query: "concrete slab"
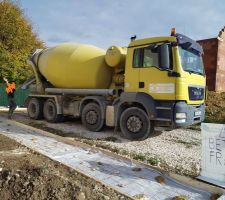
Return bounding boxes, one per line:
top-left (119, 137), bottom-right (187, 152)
top-left (219, 194), bottom-right (225, 200)
top-left (0, 116), bottom-right (213, 199)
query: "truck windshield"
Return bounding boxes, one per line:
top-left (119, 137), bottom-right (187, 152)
top-left (178, 46), bottom-right (204, 75)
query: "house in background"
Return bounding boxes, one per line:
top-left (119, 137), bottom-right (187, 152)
top-left (197, 26), bottom-right (225, 92)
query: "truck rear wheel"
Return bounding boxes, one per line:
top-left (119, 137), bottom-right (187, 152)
top-left (27, 98), bottom-right (43, 120)
top-left (120, 107), bottom-right (153, 140)
top-left (81, 103), bottom-right (104, 132)
top-left (43, 99), bottom-right (63, 123)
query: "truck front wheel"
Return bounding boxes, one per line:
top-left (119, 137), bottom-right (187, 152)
top-left (120, 107), bottom-right (153, 140)
top-left (27, 98), bottom-right (43, 120)
top-left (81, 103), bottom-right (104, 132)
top-left (43, 99), bottom-right (63, 123)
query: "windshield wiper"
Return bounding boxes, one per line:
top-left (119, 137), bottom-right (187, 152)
top-left (185, 70), bottom-right (203, 75)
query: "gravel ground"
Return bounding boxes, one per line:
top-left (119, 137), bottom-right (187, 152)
top-left (103, 129), bottom-right (201, 176)
top-left (0, 110), bottom-right (202, 177)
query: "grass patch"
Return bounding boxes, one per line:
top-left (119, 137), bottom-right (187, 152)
top-left (82, 139), bottom-right (95, 146)
top-left (147, 157), bottom-right (161, 166)
top-left (167, 136), bottom-right (200, 148)
top-left (175, 139), bottom-right (200, 148)
top-left (128, 152), bottom-right (161, 166)
top-left (204, 117), bottom-right (225, 124)
top-left (131, 153), bottom-right (146, 161)
top-left (186, 124), bottom-right (201, 131)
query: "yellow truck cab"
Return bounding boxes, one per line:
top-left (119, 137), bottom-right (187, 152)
top-left (122, 30), bottom-right (205, 134)
top-left (26, 29), bottom-right (206, 140)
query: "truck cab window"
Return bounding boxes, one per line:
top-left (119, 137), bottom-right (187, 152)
top-left (133, 44), bottom-right (172, 69)
top-left (143, 47), bottom-right (159, 68)
top-left (133, 48), bottom-right (141, 68)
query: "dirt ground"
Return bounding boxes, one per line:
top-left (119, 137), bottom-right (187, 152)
top-left (0, 134), bottom-right (131, 200)
top-left (205, 91), bottom-right (225, 123)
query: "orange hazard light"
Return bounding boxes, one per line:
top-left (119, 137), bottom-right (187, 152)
top-left (171, 28), bottom-right (176, 36)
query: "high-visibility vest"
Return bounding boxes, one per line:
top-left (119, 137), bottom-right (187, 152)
top-left (6, 82), bottom-right (16, 94)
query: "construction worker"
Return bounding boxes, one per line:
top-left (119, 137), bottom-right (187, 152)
top-left (3, 77), bottom-right (17, 119)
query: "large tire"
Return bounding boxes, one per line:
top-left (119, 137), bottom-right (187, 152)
top-left (81, 103), bottom-right (104, 132)
top-left (120, 107), bottom-right (153, 140)
top-left (27, 98), bottom-right (43, 120)
top-left (43, 99), bottom-right (63, 123)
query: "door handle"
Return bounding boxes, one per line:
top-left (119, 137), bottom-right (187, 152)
top-left (168, 71), bottom-right (181, 77)
top-left (139, 82), bottom-right (145, 88)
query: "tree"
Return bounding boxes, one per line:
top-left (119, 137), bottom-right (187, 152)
top-left (0, 0), bottom-right (44, 84)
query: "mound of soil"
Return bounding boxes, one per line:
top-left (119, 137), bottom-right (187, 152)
top-left (205, 91), bottom-right (225, 123)
top-left (0, 167), bottom-right (79, 200)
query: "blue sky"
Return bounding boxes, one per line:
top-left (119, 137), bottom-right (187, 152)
top-left (20, 0), bottom-right (225, 49)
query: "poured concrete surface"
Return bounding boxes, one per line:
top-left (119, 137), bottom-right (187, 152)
top-left (0, 116), bottom-right (213, 200)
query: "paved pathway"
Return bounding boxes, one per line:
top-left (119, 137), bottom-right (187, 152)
top-left (0, 116), bottom-right (213, 200)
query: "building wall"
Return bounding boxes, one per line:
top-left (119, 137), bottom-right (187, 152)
top-left (197, 38), bottom-right (218, 91)
top-left (216, 28), bottom-right (225, 92)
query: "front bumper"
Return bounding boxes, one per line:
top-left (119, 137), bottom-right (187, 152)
top-left (174, 101), bottom-right (205, 127)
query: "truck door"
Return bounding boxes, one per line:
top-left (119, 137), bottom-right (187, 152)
top-left (138, 44), bottom-right (176, 101)
top-left (124, 48), bottom-right (140, 92)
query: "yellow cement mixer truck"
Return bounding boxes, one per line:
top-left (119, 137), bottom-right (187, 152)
top-left (26, 29), bottom-right (206, 140)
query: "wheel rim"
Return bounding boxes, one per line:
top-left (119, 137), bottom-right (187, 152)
top-left (126, 116), bottom-right (143, 133)
top-left (86, 110), bottom-right (98, 125)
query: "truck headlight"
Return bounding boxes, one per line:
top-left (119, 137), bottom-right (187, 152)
top-left (176, 113), bottom-right (186, 119)
top-left (176, 119), bottom-right (186, 123)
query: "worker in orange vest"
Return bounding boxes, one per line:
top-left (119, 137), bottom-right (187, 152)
top-left (3, 77), bottom-right (17, 119)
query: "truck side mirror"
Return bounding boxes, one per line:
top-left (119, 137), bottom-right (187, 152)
top-left (159, 44), bottom-right (170, 70)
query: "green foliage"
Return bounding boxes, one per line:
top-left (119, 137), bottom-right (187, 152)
top-left (0, 0), bottom-right (44, 84)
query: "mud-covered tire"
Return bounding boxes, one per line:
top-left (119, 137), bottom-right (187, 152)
top-left (81, 103), bottom-right (104, 132)
top-left (120, 107), bottom-right (153, 140)
top-left (43, 99), bottom-right (63, 123)
top-left (27, 98), bottom-right (43, 120)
